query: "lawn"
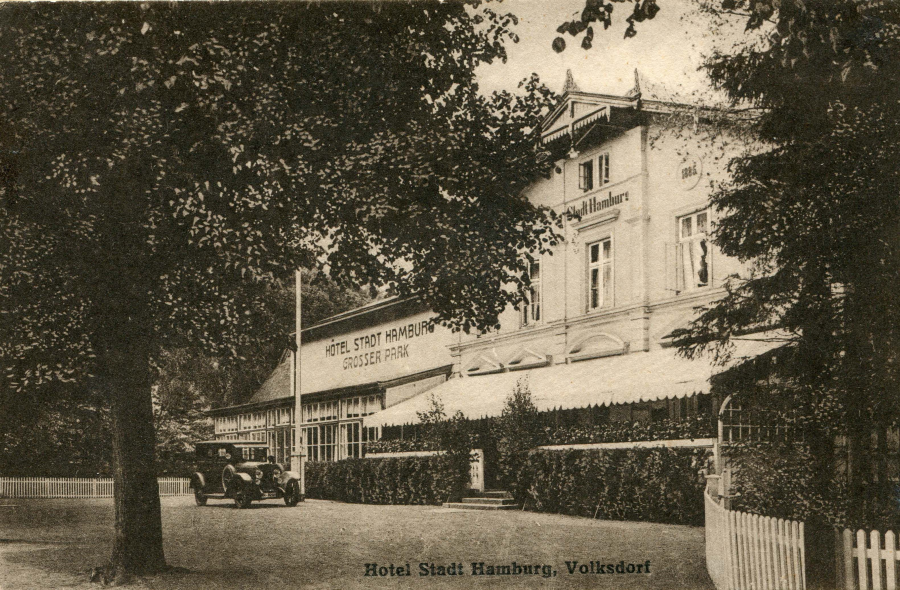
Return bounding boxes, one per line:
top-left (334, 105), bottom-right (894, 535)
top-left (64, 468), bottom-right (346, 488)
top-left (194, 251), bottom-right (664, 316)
top-left (0, 497), bottom-right (714, 590)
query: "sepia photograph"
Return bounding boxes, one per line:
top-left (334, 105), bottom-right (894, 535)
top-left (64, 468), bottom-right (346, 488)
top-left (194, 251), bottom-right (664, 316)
top-left (1, 1), bottom-right (898, 588)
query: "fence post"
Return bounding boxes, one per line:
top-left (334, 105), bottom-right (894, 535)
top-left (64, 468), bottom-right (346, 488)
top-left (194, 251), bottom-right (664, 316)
top-left (834, 527), bottom-right (846, 590)
top-left (721, 469), bottom-right (732, 511)
top-left (707, 474), bottom-right (721, 497)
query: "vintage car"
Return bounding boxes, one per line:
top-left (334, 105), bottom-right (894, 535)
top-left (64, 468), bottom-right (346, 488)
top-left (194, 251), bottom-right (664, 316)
top-left (190, 440), bottom-right (303, 508)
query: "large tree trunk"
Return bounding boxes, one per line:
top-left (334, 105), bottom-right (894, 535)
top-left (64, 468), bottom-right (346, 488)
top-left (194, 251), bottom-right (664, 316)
top-left (841, 243), bottom-right (899, 526)
top-left (100, 343), bottom-right (167, 579)
top-left (86, 171), bottom-right (169, 581)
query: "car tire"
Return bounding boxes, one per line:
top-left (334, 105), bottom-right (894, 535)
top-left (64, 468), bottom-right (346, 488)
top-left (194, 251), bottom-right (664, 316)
top-left (194, 489), bottom-right (207, 506)
top-left (234, 490), bottom-right (252, 509)
top-left (221, 464), bottom-right (236, 491)
top-left (284, 480), bottom-right (301, 507)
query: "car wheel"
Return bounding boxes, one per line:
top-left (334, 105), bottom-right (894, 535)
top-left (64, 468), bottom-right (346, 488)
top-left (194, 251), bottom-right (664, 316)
top-left (194, 489), bottom-right (207, 506)
top-left (221, 464), bottom-right (236, 491)
top-left (284, 480), bottom-right (301, 507)
top-left (234, 490), bottom-right (252, 509)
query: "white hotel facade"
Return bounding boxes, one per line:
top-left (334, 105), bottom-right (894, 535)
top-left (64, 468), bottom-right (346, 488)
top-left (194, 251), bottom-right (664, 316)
top-left (210, 72), bottom-right (775, 467)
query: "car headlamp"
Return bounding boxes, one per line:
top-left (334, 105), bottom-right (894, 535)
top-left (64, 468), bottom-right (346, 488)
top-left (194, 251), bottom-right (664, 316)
top-left (254, 468), bottom-right (264, 481)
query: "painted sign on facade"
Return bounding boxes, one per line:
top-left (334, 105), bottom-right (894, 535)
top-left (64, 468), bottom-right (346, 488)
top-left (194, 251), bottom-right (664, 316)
top-left (677, 156), bottom-right (703, 190)
top-left (300, 311), bottom-right (455, 394)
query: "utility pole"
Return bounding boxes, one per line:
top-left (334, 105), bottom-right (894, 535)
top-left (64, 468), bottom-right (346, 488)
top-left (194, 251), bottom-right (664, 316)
top-left (291, 269), bottom-right (305, 496)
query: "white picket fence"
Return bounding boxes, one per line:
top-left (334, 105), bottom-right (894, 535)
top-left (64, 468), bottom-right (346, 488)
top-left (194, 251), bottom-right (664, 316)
top-left (0, 477), bottom-right (192, 499)
top-left (705, 486), bottom-right (806, 590)
top-left (840, 528), bottom-right (900, 590)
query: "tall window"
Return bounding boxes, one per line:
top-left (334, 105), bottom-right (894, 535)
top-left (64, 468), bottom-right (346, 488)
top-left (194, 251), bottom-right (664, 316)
top-left (303, 426), bottom-right (319, 462)
top-left (578, 160), bottom-right (593, 191)
top-left (300, 395), bottom-right (383, 461)
top-left (677, 210), bottom-right (710, 291)
top-left (598, 153), bottom-right (610, 185)
top-left (305, 424), bottom-right (338, 462)
top-left (522, 261), bottom-right (542, 326)
top-left (588, 238), bottom-right (613, 310)
top-left (341, 422), bottom-right (362, 459)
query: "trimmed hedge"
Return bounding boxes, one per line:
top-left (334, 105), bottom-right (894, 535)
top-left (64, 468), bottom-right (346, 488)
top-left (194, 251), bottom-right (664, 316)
top-left (366, 438), bottom-right (437, 454)
top-left (543, 416), bottom-right (714, 445)
top-left (306, 447), bottom-right (711, 527)
top-left (371, 416), bottom-right (716, 454)
top-left (305, 456), bottom-right (461, 505)
top-left (520, 448), bottom-right (711, 526)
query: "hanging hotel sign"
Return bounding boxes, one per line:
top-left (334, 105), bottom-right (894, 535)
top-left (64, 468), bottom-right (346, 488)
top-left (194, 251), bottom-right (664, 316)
top-left (567, 189), bottom-right (629, 219)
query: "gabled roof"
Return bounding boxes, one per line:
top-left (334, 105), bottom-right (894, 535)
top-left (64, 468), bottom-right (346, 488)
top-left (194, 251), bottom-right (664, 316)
top-left (247, 354), bottom-right (291, 405)
top-left (541, 70), bottom-right (639, 147)
top-left (540, 69), bottom-right (732, 147)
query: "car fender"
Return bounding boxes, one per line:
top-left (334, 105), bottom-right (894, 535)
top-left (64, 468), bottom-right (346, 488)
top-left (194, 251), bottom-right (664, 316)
top-left (279, 470), bottom-right (300, 486)
top-left (230, 472), bottom-right (253, 489)
top-left (190, 472), bottom-right (206, 491)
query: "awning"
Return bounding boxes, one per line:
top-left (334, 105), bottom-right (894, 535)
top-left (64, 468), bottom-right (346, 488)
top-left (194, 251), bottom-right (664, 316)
top-left (363, 336), bottom-right (784, 428)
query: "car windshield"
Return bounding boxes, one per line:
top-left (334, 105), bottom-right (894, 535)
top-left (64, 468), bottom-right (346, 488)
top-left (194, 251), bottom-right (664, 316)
top-left (240, 447), bottom-right (269, 462)
top-left (196, 446), bottom-right (217, 458)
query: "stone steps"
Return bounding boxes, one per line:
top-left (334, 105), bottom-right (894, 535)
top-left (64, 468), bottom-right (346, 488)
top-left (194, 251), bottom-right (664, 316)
top-left (443, 501), bottom-right (519, 510)
top-left (443, 490), bottom-right (519, 510)
top-left (460, 497), bottom-right (517, 506)
top-left (468, 490), bottom-right (511, 499)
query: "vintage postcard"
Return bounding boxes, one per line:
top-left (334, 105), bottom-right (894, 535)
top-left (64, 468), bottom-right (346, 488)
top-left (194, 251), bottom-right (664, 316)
top-left (0, 1), bottom-right (896, 589)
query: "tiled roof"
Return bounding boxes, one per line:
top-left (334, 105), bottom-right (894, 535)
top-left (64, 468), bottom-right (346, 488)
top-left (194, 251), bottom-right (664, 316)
top-left (247, 354), bottom-right (292, 405)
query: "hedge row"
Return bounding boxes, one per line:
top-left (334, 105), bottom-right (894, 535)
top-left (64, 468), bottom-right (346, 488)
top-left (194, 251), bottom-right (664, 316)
top-left (543, 416), bottom-right (715, 445)
top-left (520, 448), bottom-right (711, 526)
top-left (369, 416), bottom-right (716, 454)
top-left (366, 438), bottom-right (436, 454)
top-left (306, 447), bottom-right (710, 527)
top-left (305, 456), bottom-right (461, 505)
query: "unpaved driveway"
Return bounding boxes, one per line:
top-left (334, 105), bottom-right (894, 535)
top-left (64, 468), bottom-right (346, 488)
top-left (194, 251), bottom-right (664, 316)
top-left (0, 497), bottom-right (713, 589)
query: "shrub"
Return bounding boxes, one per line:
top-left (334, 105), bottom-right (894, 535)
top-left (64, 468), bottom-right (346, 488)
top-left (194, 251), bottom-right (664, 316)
top-left (305, 455), bottom-right (461, 505)
top-left (521, 447), bottom-right (711, 526)
top-left (495, 378), bottom-right (542, 502)
top-left (415, 393), bottom-right (473, 498)
top-left (725, 441), bottom-right (859, 527)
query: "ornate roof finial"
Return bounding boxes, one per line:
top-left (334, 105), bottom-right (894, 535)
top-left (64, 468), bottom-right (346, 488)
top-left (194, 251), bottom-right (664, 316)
top-left (631, 68), bottom-right (641, 97)
top-left (562, 69), bottom-right (580, 94)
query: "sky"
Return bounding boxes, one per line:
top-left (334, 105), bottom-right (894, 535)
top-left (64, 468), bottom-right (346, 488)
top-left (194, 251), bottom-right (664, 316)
top-left (474, 0), bottom-right (744, 99)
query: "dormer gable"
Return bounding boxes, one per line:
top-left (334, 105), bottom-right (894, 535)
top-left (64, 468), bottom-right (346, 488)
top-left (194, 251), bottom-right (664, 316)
top-left (463, 350), bottom-right (504, 376)
top-left (504, 346), bottom-right (550, 371)
top-left (540, 70), bottom-right (642, 150)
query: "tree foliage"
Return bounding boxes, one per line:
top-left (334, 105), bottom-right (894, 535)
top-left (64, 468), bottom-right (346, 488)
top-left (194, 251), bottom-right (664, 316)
top-left (553, 0), bottom-right (661, 50)
top-left (0, 393), bottom-right (112, 477)
top-left (0, 1), bottom-right (559, 577)
top-left (671, 1), bottom-right (900, 525)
